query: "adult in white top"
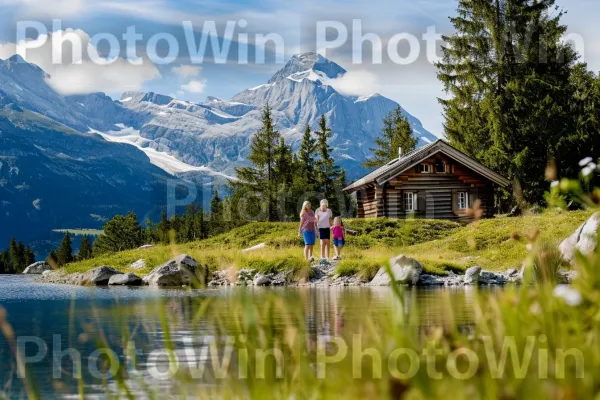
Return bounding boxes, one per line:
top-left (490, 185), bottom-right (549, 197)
top-left (315, 199), bottom-right (334, 261)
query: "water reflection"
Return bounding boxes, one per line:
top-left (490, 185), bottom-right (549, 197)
top-left (0, 275), bottom-right (492, 398)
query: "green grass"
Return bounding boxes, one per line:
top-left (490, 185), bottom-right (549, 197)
top-left (63, 211), bottom-right (592, 279)
top-left (402, 209), bottom-right (593, 272)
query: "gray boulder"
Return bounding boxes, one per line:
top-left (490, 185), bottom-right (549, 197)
top-left (370, 255), bottom-right (423, 286)
top-left (79, 266), bottom-right (122, 286)
top-left (142, 255), bottom-right (207, 287)
top-left (464, 266), bottom-right (481, 285)
top-left (23, 261), bottom-right (51, 275)
top-left (109, 273), bottom-right (142, 286)
top-left (559, 211), bottom-right (600, 264)
top-left (417, 274), bottom-right (444, 286)
top-left (253, 273), bottom-right (272, 286)
top-left (479, 270), bottom-right (506, 285)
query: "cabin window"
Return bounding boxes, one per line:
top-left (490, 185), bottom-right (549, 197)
top-left (458, 192), bottom-right (469, 209)
top-left (404, 192), bottom-right (416, 211)
top-left (435, 159), bottom-right (446, 173)
top-left (420, 164), bottom-right (431, 173)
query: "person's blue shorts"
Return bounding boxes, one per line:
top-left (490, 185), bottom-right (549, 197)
top-left (333, 238), bottom-right (345, 247)
top-left (302, 230), bottom-right (316, 246)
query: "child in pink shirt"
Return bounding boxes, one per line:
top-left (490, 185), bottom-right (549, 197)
top-left (332, 217), bottom-right (345, 260)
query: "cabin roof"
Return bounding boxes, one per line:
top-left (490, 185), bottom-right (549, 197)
top-left (343, 139), bottom-right (511, 192)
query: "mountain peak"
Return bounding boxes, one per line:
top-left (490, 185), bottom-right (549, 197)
top-left (268, 52), bottom-right (346, 84)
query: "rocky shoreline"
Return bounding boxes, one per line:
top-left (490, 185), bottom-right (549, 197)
top-left (33, 253), bottom-right (576, 288)
top-left (30, 211), bottom-right (598, 289)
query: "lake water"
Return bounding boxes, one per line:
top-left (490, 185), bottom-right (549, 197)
top-left (0, 274), bottom-right (495, 398)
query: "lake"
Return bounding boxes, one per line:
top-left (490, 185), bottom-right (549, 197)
top-left (0, 274), bottom-right (495, 399)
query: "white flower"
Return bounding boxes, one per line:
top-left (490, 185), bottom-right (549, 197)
top-left (579, 157), bottom-right (593, 167)
top-left (526, 243), bottom-right (533, 251)
top-left (550, 181), bottom-right (559, 188)
top-left (582, 164), bottom-right (596, 177)
top-left (553, 285), bottom-right (582, 306)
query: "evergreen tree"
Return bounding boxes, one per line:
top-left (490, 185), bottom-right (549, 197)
top-left (0, 250), bottom-right (9, 274)
top-left (298, 124), bottom-right (317, 183)
top-left (234, 104), bottom-right (281, 221)
top-left (8, 237), bottom-right (20, 274)
top-left (314, 114), bottom-right (342, 213)
top-left (363, 107), bottom-right (417, 169)
top-left (437, 0), bottom-right (579, 204)
top-left (210, 190), bottom-right (225, 234)
top-left (274, 136), bottom-right (296, 219)
top-left (157, 211), bottom-right (171, 244)
top-left (181, 204), bottom-right (196, 242)
top-left (193, 207), bottom-right (207, 240)
top-left (79, 235), bottom-right (92, 260)
top-left (24, 246), bottom-right (35, 267)
top-left (56, 233), bottom-right (73, 266)
top-left (92, 212), bottom-right (144, 255)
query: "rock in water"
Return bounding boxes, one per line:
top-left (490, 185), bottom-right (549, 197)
top-left (142, 255), bottom-right (207, 287)
top-left (253, 273), bottom-right (271, 286)
top-left (417, 274), bottom-right (444, 286)
top-left (464, 266), bottom-right (481, 285)
top-left (80, 266), bottom-right (121, 286)
top-left (23, 261), bottom-right (51, 275)
top-left (559, 211), bottom-right (600, 264)
top-left (370, 255), bottom-right (423, 286)
top-left (109, 273), bottom-right (143, 286)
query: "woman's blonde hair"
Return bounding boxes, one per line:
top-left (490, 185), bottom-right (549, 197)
top-left (300, 201), bottom-right (312, 217)
top-left (320, 199), bottom-right (329, 208)
top-left (334, 216), bottom-right (342, 226)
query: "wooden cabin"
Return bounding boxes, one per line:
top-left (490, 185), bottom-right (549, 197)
top-left (344, 139), bottom-right (510, 221)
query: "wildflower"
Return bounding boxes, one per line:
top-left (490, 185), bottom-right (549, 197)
top-left (579, 157), bottom-right (593, 167)
top-left (550, 181), bottom-right (559, 188)
top-left (553, 285), bottom-right (582, 306)
top-left (582, 163), bottom-right (596, 177)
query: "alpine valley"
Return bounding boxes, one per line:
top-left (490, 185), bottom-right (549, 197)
top-left (0, 52), bottom-right (436, 255)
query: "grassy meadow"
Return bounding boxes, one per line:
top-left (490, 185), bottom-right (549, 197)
top-left (62, 209), bottom-right (593, 281)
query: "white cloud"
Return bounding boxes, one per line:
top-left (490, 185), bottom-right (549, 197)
top-left (181, 79), bottom-right (207, 93)
top-left (3, 0), bottom-right (86, 18)
top-left (326, 70), bottom-right (382, 97)
top-left (0, 28), bottom-right (160, 95)
top-left (0, 43), bottom-right (16, 60)
top-left (172, 65), bottom-right (202, 78)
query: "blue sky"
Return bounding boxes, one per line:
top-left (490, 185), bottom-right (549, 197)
top-left (0, 0), bottom-right (598, 136)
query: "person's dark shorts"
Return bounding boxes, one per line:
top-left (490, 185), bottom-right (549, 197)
top-left (333, 238), bottom-right (345, 247)
top-left (319, 228), bottom-right (331, 240)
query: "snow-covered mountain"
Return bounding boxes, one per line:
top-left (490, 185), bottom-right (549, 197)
top-left (98, 52), bottom-right (437, 179)
top-left (1, 52), bottom-right (437, 181)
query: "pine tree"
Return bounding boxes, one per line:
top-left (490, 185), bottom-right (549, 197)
top-left (8, 237), bottom-right (20, 274)
top-left (79, 235), bottom-right (92, 260)
top-left (363, 107), bottom-right (417, 169)
top-left (0, 250), bottom-right (9, 274)
top-left (157, 211), bottom-right (171, 244)
top-left (437, 0), bottom-right (578, 204)
top-left (92, 212), bottom-right (144, 255)
top-left (298, 124), bottom-right (317, 183)
top-left (23, 246), bottom-right (35, 267)
top-left (181, 204), bottom-right (196, 242)
top-left (210, 190), bottom-right (224, 235)
top-left (234, 104), bottom-right (282, 221)
top-left (314, 114), bottom-right (342, 212)
top-left (56, 233), bottom-right (73, 266)
top-left (193, 207), bottom-right (207, 240)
